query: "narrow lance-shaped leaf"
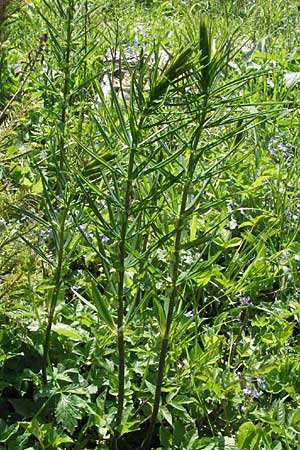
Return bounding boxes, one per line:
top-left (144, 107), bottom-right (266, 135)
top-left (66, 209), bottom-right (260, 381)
top-left (199, 17), bottom-right (212, 92)
top-left (145, 46), bottom-right (194, 112)
top-left (88, 282), bottom-right (115, 331)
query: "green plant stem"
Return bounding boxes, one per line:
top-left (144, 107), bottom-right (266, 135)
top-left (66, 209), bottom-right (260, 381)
top-left (112, 105), bottom-right (146, 446)
top-left (42, 209), bottom-right (67, 385)
top-left (141, 154), bottom-right (196, 450)
top-left (113, 124), bottom-right (144, 445)
top-left (142, 91), bottom-right (208, 448)
top-left (59, 0), bottom-right (73, 171)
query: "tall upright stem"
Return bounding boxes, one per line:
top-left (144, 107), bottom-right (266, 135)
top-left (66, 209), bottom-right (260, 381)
top-left (42, 208), bottom-right (67, 385)
top-left (142, 100), bottom-right (208, 449)
top-left (59, 0), bottom-right (73, 171)
top-left (113, 116), bottom-right (145, 448)
top-left (114, 150), bottom-right (135, 430)
top-left (141, 156), bottom-right (194, 450)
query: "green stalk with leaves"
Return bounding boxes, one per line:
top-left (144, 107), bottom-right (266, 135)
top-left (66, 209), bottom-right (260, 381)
top-left (76, 40), bottom-right (195, 448)
top-left (141, 15), bottom-right (284, 448)
top-left (141, 18), bottom-right (213, 450)
top-left (33, 0), bottom-right (96, 384)
top-left (105, 47), bottom-right (195, 449)
top-left (113, 129), bottom-right (137, 441)
top-left (42, 189), bottom-right (69, 385)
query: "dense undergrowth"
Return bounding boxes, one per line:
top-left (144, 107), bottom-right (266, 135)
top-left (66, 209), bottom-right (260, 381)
top-left (1, 0), bottom-right (300, 449)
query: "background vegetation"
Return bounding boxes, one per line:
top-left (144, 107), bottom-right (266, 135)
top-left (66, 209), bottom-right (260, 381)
top-left (1, 0), bottom-right (300, 449)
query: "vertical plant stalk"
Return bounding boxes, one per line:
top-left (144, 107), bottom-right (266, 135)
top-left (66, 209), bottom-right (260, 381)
top-left (112, 94), bottom-right (147, 445)
top-left (42, 208), bottom-right (67, 385)
top-left (59, 0), bottom-right (73, 171)
top-left (76, 0), bottom-right (89, 138)
top-left (142, 21), bottom-right (211, 449)
top-left (41, 0), bottom-right (75, 384)
top-left (141, 151), bottom-right (197, 450)
top-left (111, 45), bottom-right (194, 448)
top-left (114, 152), bottom-right (134, 430)
top-left (113, 135), bottom-right (143, 446)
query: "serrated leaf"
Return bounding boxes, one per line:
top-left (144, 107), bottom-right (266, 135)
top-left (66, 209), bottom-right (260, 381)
top-left (275, 400), bottom-right (286, 427)
top-left (198, 436), bottom-right (237, 449)
top-left (55, 394), bottom-right (83, 433)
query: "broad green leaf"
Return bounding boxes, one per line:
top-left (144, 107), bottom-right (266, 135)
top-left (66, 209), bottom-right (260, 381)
top-left (236, 422), bottom-right (260, 450)
top-left (153, 297), bottom-right (166, 330)
top-left (31, 178), bottom-right (43, 193)
top-left (52, 323), bottom-right (81, 340)
top-left (160, 425), bottom-right (172, 448)
top-left (117, 420), bottom-right (140, 437)
top-left (8, 399), bottom-right (36, 418)
top-left (292, 408), bottom-right (300, 426)
top-left (52, 433), bottom-right (73, 446)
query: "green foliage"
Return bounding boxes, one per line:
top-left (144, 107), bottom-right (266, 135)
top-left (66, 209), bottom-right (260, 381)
top-left (1, 0), bottom-right (300, 449)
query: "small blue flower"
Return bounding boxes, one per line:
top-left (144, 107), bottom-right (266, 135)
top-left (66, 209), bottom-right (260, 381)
top-left (20, 213), bottom-right (34, 222)
top-left (242, 386), bottom-right (261, 398)
top-left (72, 284), bottom-right (81, 291)
top-left (242, 387), bottom-right (252, 396)
top-left (239, 295), bottom-right (253, 306)
top-left (251, 388), bottom-right (260, 398)
top-left (257, 378), bottom-right (266, 390)
top-left (184, 311), bottom-right (200, 322)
